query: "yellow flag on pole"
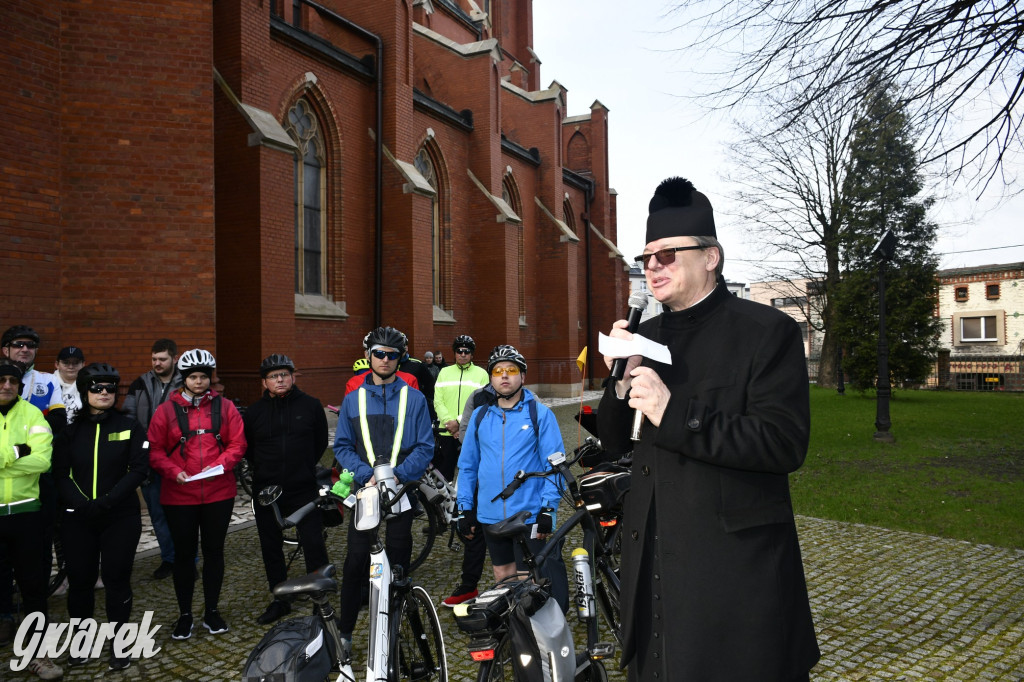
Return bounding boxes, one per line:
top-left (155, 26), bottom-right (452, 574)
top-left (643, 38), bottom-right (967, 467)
top-left (576, 347), bottom-right (587, 374)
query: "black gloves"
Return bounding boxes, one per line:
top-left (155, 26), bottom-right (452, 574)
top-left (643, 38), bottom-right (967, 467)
top-left (456, 508), bottom-right (477, 539)
top-left (536, 507), bottom-right (555, 535)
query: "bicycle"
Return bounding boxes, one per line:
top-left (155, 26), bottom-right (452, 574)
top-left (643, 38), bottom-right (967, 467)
top-left (250, 463), bottom-right (447, 682)
top-left (453, 450), bottom-right (621, 682)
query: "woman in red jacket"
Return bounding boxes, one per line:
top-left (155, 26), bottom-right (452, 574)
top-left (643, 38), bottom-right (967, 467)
top-left (147, 349), bottom-right (245, 641)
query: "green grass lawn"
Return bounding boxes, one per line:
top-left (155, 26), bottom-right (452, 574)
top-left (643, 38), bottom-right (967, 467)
top-left (793, 386), bottom-right (1024, 549)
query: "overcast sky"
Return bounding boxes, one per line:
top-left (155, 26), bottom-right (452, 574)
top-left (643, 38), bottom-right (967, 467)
top-left (531, 0), bottom-right (1024, 284)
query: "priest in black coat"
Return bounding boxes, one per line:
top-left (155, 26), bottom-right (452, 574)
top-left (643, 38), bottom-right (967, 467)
top-left (598, 177), bottom-right (820, 681)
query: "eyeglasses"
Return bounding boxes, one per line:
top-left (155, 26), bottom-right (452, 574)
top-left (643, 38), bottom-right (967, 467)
top-left (7, 341), bottom-right (38, 350)
top-left (88, 383), bottom-right (118, 394)
top-left (455, 348), bottom-right (471, 355)
top-left (371, 350), bottom-right (401, 361)
top-left (265, 371), bottom-right (292, 381)
top-left (491, 366), bottom-right (521, 377)
top-left (634, 245), bottom-right (704, 270)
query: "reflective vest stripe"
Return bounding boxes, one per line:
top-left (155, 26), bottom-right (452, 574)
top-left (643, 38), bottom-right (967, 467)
top-left (357, 385), bottom-right (408, 466)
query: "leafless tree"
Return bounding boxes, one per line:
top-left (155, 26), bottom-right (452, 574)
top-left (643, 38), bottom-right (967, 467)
top-left (729, 87), bottom-right (854, 386)
top-left (670, 0), bottom-right (1024, 192)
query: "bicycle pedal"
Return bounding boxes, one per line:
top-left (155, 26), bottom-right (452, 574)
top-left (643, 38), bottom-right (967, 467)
top-left (589, 642), bottom-right (616, 659)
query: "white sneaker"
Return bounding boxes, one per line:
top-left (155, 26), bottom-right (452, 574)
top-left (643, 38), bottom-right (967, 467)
top-left (27, 657), bottom-right (63, 679)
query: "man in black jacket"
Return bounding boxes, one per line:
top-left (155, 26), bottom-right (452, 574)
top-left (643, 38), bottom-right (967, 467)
top-left (598, 177), bottom-right (819, 681)
top-left (244, 354), bottom-right (330, 624)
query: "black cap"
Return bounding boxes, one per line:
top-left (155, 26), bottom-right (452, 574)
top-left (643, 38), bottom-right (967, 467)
top-left (0, 359), bottom-right (26, 382)
top-left (645, 177), bottom-right (716, 243)
top-left (57, 346), bottom-right (85, 361)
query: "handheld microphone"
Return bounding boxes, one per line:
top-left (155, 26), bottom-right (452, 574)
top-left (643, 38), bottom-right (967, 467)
top-left (609, 292), bottom-right (649, 382)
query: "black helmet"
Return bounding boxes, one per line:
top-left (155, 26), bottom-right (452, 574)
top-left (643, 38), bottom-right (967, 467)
top-left (0, 358), bottom-right (26, 384)
top-left (487, 345), bottom-right (527, 374)
top-left (260, 353), bottom-right (296, 378)
top-left (452, 335), bottom-right (476, 353)
top-left (362, 327), bottom-right (408, 353)
top-left (2, 325), bottom-right (40, 348)
top-left (76, 362), bottom-right (120, 396)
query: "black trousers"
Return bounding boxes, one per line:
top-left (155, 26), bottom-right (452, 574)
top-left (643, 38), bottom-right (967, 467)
top-left (0, 510), bottom-right (48, 620)
top-left (337, 508), bottom-right (413, 635)
top-left (60, 509), bottom-right (141, 625)
top-left (433, 435), bottom-right (459, 482)
top-left (163, 498), bottom-right (233, 615)
top-left (254, 489), bottom-right (329, 590)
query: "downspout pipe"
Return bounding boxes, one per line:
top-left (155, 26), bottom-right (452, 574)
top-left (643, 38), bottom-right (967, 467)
top-left (305, 1), bottom-right (383, 326)
top-left (583, 179), bottom-right (595, 391)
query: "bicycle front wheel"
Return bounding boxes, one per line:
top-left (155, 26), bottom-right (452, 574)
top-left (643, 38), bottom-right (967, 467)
top-left (475, 632), bottom-right (513, 682)
top-left (390, 584), bottom-right (447, 681)
top-left (406, 491), bottom-right (438, 574)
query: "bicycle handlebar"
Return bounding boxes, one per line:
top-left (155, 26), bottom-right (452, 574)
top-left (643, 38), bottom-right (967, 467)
top-left (489, 450), bottom-right (582, 504)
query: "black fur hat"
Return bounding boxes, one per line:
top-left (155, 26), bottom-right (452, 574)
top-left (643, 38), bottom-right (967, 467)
top-left (645, 176), bottom-right (716, 243)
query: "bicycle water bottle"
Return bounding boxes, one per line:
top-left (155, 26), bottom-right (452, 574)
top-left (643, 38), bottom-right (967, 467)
top-left (571, 548), bottom-right (595, 620)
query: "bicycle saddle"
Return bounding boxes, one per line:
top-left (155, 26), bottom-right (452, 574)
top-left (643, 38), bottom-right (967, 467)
top-left (272, 564), bottom-right (338, 597)
top-left (485, 509), bottom-right (533, 539)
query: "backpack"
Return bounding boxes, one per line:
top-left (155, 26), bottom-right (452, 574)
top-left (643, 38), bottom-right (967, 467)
top-left (241, 615), bottom-right (332, 682)
top-left (167, 395), bottom-right (223, 457)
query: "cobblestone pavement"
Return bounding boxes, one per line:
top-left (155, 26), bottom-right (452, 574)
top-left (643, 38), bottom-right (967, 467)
top-left (3, 395), bottom-right (1022, 680)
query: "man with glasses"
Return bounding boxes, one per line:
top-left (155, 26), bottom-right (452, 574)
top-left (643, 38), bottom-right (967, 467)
top-left (0, 358), bottom-right (63, 680)
top-left (244, 354), bottom-right (330, 624)
top-left (122, 338), bottom-right (183, 579)
top-left (598, 177), bottom-right (819, 681)
top-left (453, 344), bottom-right (569, 611)
top-left (53, 346), bottom-right (86, 423)
top-left (1, 326), bottom-right (66, 432)
top-left (332, 326), bottom-right (433, 664)
top-left (432, 335), bottom-right (488, 481)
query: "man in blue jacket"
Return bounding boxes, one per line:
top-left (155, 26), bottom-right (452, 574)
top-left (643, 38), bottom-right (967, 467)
top-left (332, 326), bottom-right (434, 660)
top-left (456, 345), bottom-right (568, 611)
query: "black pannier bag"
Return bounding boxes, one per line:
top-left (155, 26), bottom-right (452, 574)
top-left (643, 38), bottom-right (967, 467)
top-left (242, 615), bottom-right (332, 682)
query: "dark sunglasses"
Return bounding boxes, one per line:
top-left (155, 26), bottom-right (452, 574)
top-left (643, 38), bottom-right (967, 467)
top-left (8, 341), bottom-right (38, 349)
top-left (88, 383), bottom-right (118, 394)
top-left (455, 348), bottom-right (471, 355)
top-left (371, 349), bottom-right (401, 361)
top-left (635, 245), bottom-right (704, 270)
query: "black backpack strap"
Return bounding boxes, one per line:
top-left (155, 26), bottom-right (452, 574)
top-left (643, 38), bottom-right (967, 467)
top-left (166, 396), bottom-right (223, 457)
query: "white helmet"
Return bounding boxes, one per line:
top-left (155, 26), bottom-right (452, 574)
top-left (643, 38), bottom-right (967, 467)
top-left (177, 348), bottom-right (216, 377)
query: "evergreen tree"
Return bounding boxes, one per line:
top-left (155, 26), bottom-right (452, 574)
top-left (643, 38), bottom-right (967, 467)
top-left (831, 82), bottom-right (942, 390)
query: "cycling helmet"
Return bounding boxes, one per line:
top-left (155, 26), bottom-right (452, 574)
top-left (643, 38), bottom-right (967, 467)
top-left (452, 335), bottom-right (475, 352)
top-left (0, 358), bottom-right (26, 383)
top-left (352, 358), bottom-right (370, 373)
top-left (76, 362), bottom-right (120, 396)
top-left (362, 327), bottom-right (408, 353)
top-left (2, 325), bottom-right (40, 348)
top-left (260, 353), bottom-right (295, 378)
top-left (487, 345), bottom-right (527, 374)
top-left (177, 348), bottom-right (216, 377)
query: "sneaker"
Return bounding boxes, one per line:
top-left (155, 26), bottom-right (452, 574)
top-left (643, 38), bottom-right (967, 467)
top-left (257, 599), bottom-right (291, 625)
top-left (339, 636), bottom-right (352, 664)
top-left (27, 657), bottom-right (63, 679)
top-left (152, 561), bottom-right (173, 580)
top-left (108, 655), bottom-right (131, 671)
top-left (203, 609), bottom-right (229, 635)
top-left (0, 614), bottom-right (16, 645)
top-left (171, 613), bottom-right (193, 640)
top-left (66, 655), bottom-right (90, 667)
top-left (442, 584), bottom-right (478, 607)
